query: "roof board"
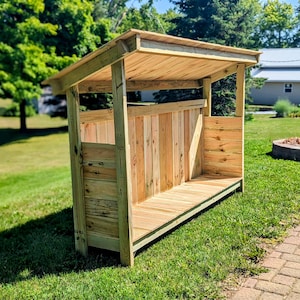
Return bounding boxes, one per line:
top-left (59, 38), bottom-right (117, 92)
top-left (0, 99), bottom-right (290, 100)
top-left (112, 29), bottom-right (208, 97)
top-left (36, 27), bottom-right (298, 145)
top-left (43, 29), bottom-right (260, 95)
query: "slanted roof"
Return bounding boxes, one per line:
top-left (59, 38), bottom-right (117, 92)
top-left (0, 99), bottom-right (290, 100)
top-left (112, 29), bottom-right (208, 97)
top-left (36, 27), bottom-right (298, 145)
top-left (258, 48), bottom-right (300, 68)
top-left (251, 69), bottom-right (300, 82)
top-left (43, 29), bottom-right (260, 95)
top-left (251, 48), bottom-right (300, 82)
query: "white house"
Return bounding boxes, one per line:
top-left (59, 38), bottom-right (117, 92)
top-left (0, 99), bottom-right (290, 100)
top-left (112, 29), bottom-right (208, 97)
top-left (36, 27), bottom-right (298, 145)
top-left (251, 48), bottom-right (300, 105)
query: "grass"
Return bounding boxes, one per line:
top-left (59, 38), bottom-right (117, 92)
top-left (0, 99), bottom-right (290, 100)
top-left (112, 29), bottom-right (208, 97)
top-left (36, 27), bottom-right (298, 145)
top-left (0, 113), bottom-right (300, 299)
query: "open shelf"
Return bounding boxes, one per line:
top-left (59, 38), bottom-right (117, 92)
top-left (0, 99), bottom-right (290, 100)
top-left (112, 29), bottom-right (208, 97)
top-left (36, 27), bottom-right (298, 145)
top-left (132, 175), bottom-right (242, 252)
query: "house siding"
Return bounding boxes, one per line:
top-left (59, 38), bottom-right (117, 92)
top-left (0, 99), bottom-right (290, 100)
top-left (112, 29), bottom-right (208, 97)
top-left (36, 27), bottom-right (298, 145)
top-left (251, 82), bottom-right (300, 105)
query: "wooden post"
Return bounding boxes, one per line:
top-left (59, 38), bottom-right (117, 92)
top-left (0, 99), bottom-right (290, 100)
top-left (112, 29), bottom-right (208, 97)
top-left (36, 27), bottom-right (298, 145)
top-left (236, 64), bottom-right (245, 117)
top-left (202, 77), bottom-right (211, 175)
top-left (111, 59), bottom-right (134, 266)
top-left (66, 86), bottom-right (88, 256)
top-left (236, 64), bottom-right (245, 191)
top-left (203, 77), bottom-right (212, 117)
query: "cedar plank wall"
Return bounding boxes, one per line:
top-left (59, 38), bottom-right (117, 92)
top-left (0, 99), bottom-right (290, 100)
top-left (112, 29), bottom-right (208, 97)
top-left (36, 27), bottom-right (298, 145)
top-left (79, 108), bottom-right (242, 248)
top-left (203, 116), bottom-right (243, 177)
top-left (80, 103), bottom-right (203, 205)
top-left (81, 142), bottom-right (119, 248)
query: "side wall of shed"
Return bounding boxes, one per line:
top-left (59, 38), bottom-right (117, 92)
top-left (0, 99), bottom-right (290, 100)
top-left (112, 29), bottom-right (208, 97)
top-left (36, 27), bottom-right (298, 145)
top-left (203, 117), bottom-right (243, 177)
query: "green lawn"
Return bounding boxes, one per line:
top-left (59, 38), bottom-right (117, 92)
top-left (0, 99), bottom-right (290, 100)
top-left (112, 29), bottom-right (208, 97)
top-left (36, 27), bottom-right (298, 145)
top-left (0, 114), bottom-right (300, 299)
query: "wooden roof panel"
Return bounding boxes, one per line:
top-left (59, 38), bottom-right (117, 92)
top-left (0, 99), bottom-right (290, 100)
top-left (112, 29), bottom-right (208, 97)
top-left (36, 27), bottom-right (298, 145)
top-left (43, 29), bottom-right (261, 95)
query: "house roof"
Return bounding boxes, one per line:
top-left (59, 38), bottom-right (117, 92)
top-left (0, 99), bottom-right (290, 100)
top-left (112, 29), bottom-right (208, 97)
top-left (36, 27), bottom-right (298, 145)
top-left (251, 48), bottom-right (300, 82)
top-left (43, 29), bottom-right (260, 95)
top-left (258, 48), bottom-right (300, 68)
top-left (252, 68), bottom-right (300, 82)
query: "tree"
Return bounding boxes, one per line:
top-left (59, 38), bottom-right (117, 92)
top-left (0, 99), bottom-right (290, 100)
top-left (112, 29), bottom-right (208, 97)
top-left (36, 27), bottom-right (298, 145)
top-left (170, 0), bottom-right (261, 48)
top-left (0, 0), bottom-right (74, 131)
top-left (257, 0), bottom-right (297, 48)
top-left (92, 0), bottom-right (128, 33)
top-left (41, 0), bottom-right (114, 57)
top-left (117, 3), bottom-right (167, 33)
top-left (291, 2), bottom-right (300, 47)
top-left (168, 0), bottom-right (262, 115)
top-left (0, 0), bottom-right (114, 131)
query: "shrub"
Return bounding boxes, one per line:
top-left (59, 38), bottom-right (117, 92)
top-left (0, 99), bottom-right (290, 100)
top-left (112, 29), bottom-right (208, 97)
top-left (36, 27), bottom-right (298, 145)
top-left (289, 105), bottom-right (300, 118)
top-left (273, 99), bottom-right (293, 117)
top-left (245, 112), bottom-right (254, 121)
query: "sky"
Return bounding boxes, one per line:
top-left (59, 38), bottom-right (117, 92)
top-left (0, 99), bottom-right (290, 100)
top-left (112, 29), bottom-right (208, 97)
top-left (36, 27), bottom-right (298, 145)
top-left (128, 0), bottom-right (299, 14)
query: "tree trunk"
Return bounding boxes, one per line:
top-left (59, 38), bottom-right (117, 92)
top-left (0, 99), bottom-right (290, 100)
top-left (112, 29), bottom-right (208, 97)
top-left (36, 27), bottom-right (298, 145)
top-left (20, 99), bottom-right (27, 132)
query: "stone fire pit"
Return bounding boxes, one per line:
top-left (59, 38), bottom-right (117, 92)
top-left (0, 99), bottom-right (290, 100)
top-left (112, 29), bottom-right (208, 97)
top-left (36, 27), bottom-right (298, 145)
top-left (272, 137), bottom-right (300, 161)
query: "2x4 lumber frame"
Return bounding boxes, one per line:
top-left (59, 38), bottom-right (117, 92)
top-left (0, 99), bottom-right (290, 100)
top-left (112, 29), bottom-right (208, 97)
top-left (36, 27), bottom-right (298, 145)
top-left (79, 99), bottom-right (206, 124)
top-left (66, 86), bottom-right (88, 256)
top-left (235, 64), bottom-right (245, 192)
top-left (111, 59), bottom-right (134, 266)
top-left (78, 79), bottom-right (203, 93)
top-left (236, 64), bottom-right (246, 117)
top-left (210, 64), bottom-right (238, 84)
top-left (139, 39), bottom-right (258, 65)
top-left (203, 78), bottom-right (212, 117)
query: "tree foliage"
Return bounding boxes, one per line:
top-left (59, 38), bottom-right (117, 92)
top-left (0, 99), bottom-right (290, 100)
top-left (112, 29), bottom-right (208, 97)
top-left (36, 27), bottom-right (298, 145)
top-left (257, 0), bottom-right (297, 48)
top-left (170, 0), bottom-right (261, 48)
top-left (167, 0), bottom-right (262, 115)
top-left (0, 0), bottom-right (113, 130)
top-left (1, 0), bottom-right (300, 129)
top-left (117, 5), bottom-right (166, 33)
top-left (0, 0), bottom-right (70, 131)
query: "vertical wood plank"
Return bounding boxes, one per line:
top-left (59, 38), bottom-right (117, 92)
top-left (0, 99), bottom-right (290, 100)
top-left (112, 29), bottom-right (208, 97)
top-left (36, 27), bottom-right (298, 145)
top-left (172, 111), bottom-right (180, 185)
top-left (66, 86), bottom-right (88, 257)
top-left (107, 120), bottom-right (116, 144)
top-left (184, 110), bottom-right (190, 181)
top-left (111, 59), bottom-right (134, 266)
top-left (135, 116), bottom-right (146, 202)
top-left (128, 118), bottom-right (138, 204)
top-left (203, 77), bottom-right (212, 117)
top-left (159, 113), bottom-right (173, 191)
top-left (166, 113), bottom-right (173, 189)
top-left (96, 121), bottom-right (108, 143)
top-left (178, 111), bottom-right (185, 184)
top-left (236, 64), bottom-right (245, 117)
top-left (80, 124), bottom-right (85, 142)
top-left (144, 115), bottom-right (153, 199)
top-left (236, 64), bottom-right (245, 191)
top-left (189, 109), bottom-right (203, 179)
top-left (159, 113), bottom-right (167, 191)
top-left (84, 123), bottom-right (97, 143)
top-left (152, 115), bottom-right (160, 195)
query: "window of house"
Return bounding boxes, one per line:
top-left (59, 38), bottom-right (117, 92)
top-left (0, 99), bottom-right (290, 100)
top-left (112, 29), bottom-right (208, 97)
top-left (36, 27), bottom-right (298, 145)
top-left (284, 83), bottom-right (292, 93)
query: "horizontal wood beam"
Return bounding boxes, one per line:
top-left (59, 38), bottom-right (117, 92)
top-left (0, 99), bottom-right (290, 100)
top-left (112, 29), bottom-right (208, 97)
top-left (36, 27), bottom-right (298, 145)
top-left (78, 79), bottom-right (203, 93)
top-left (80, 99), bottom-right (207, 124)
top-left (46, 35), bottom-right (140, 95)
top-left (140, 39), bottom-right (258, 65)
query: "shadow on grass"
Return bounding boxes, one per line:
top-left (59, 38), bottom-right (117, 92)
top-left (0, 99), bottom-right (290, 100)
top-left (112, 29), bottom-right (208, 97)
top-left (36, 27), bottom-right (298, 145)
top-left (0, 126), bottom-right (68, 146)
top-left (0, 208), bottom-right (119, 284)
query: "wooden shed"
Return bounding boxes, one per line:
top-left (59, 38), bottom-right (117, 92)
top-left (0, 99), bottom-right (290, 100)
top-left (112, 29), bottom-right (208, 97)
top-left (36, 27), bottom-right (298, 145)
top-left (43, 29), bottom-right (260, 266)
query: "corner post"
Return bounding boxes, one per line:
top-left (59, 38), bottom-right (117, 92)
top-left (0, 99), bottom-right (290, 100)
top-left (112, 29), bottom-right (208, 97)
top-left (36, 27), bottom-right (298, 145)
top-left (111, 59), bottom-right (134, 266)
top-left (203, 77), bottom-right (212, 117)
top-left (236, 64), bottom-right (246, 118)
top-left (236, 64), bottom-right (246, 191)
top-left (66, 86), bottom-right (88, 256)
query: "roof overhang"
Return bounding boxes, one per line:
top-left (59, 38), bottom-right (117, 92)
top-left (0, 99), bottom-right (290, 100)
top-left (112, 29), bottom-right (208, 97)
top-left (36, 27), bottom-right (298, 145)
top-left (43, 29), bottom-right (261, 95)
